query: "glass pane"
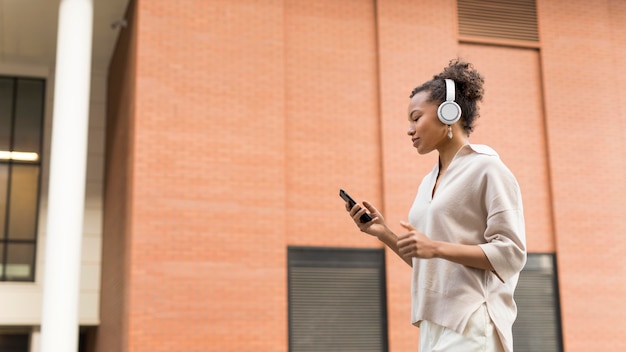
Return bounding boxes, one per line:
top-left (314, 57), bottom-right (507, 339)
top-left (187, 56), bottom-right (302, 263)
top-left (0, 333), bottom-right (29, 351)
top-left (5, 243), bottom-right (35, 281)
top-left (0, 164), bottom-right (7, 239)
top-left (7, 164), bottom-right (39, 240)
top-left (13, 78), bottom-right (45, 155)
top-left (0, 78), bottom-right (14, 151)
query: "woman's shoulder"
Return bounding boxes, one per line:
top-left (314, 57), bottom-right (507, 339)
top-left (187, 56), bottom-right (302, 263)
top-left (468, 144), bottom-right (498, 157)
top-left (465, 144), bottom-right (515, 178)
top-left (462, 144), bottom-right (500, 169)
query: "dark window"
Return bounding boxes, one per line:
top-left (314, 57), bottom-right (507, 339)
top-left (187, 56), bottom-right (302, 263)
top-left (0, 76), bottom-right (45, 282)
top-left (513, 253), bottom-right (563, 351)
top-left (457, 0), bottom-right (539, 46)
top-left (79, 327), bottom-right (96, 352)
top-left (0, 333), bottom-right (29, 352)
top-left (288, 247), bottom-right (388, 352)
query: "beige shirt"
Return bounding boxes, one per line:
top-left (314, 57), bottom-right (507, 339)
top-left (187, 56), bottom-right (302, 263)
top-left (408, 144), bottom-right (526, 352)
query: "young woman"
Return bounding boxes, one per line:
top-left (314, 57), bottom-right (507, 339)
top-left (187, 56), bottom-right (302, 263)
top-left (345, 60), bottom-right (526, 352)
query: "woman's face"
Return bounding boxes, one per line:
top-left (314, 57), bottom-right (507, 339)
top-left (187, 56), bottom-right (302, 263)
top-left (406, 90), bottom-right (448, 154)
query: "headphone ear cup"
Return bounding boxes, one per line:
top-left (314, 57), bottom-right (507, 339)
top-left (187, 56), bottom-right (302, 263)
top-left (437, 101), bottom-right (462, 125)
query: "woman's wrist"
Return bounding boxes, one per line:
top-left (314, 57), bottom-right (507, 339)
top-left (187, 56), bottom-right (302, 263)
top-left (377, 225), bottom-right (395, 244)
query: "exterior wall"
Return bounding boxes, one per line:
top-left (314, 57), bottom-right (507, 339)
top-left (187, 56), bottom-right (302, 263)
top-left (538, 0), bottom-right (626, 350)
top-left (96, 0), bottom-right (139, 351)
top-left (127, 0), bottom-right (288, 351)
top-left (98, 0), bottom-right (626, 351)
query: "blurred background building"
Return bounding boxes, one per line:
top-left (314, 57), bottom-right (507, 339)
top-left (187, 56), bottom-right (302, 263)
top-left (1, 0), bottom-right (625, 351)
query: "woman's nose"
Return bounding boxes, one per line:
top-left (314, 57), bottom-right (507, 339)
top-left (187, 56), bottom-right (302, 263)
top-left (407, 125), bottom-right (415, 135)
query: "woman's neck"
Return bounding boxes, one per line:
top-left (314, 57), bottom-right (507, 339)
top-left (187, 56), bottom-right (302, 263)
top-left (438, 136), bottom-right (469, 172)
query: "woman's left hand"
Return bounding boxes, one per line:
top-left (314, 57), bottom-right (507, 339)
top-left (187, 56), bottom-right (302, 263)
top-left (397, 221), bottom-right (439, 260)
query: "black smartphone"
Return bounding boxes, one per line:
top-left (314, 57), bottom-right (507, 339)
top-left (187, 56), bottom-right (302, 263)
top-left (339, 189), bottom-right (373, 223)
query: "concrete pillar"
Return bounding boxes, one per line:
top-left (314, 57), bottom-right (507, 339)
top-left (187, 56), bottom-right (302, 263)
top-left (30, 327), bottom-right (40, 352)
top-left (40, 0), bottom-right (93, 351)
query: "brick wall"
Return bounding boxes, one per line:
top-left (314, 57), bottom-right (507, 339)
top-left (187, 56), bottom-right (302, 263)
top-left (127, 0), bottom-right (288, 351)
top-left (538, 0), bottom-right (626, 350)
top-left (100, 0), bottom-right (626, 351)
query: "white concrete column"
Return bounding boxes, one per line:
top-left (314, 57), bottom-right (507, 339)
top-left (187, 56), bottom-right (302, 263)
top-left (30, 327), bottom-right (41, 352)
top-left (40, 0), bottom-right (93, 351)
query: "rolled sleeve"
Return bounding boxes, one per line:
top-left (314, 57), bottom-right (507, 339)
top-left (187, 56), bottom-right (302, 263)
top-left (479, 209), bottom-right (527, 283)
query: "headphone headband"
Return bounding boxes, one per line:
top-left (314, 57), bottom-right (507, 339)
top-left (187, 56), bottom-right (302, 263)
top-left (437, 79), bottom-right (462, 125)
top-left (445, 79), bottom-right (455, 102)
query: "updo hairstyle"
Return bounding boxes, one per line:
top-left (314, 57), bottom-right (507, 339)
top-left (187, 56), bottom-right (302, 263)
top-left (409, 59), bottom-right (485, 135)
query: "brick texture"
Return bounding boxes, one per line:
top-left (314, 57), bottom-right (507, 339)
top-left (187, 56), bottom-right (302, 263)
top-left (538, 0), bottom-right (626, 350)
top-left (99, 0), bottom-right (626, 351)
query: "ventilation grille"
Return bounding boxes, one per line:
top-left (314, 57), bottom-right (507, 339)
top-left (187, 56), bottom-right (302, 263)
top-left (288, 248), bottom-right (387, 352)
top-left (513, 254), bottom-right (563, 351)
top-left (457, 0), bottom-right (539, 44)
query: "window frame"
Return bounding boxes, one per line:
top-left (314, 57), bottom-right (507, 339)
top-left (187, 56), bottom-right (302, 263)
top-left (0, 75), bottom-right (46, 282)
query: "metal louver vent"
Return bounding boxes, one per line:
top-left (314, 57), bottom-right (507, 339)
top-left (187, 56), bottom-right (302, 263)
top-left (457, 0), bottom-right (539, 44)
top-left (513, 254), bottom-right (563, 351)
top-left (288, 247), bottom-right (388, 352)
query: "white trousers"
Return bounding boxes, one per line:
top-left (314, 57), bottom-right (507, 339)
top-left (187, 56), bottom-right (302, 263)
top-left (418, 304), bottom-right (505, 352)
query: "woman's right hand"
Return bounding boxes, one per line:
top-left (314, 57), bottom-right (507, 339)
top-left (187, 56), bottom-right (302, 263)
top-left (346, 200), bottom-right (387, 238)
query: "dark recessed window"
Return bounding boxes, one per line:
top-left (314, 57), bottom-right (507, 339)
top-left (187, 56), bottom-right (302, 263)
top-left (0, 76), bottom-right (45, 282)
top-left (0, 333), bottom-right (30, 352)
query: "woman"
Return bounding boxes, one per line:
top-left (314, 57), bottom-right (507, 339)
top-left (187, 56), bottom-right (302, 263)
top-left (345, 59), bottom-right (526, 352)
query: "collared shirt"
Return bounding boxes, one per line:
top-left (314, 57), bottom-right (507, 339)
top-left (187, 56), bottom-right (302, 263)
top-left (408, 144), bottom-right (527, 352)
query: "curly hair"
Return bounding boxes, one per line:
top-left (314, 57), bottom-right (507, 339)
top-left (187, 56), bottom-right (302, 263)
top-left (409, 59), bottom-right (485, 135)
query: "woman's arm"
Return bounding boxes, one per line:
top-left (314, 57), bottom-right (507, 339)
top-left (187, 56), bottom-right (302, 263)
top-left (378, 226), bottom-right (412, 267)
top-left (397, 221), bottom-right (495, 272)
top-left (347, 201), bottom-right (412, 267)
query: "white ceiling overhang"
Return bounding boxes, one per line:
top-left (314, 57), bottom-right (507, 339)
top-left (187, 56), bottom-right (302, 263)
top-left (0, 0), bottom-right (130, 72)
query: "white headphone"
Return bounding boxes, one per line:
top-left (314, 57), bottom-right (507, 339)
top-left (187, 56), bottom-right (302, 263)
top-left (437, 79), bottom-right (462, 125)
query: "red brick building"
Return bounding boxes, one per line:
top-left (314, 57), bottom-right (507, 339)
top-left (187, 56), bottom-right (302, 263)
top-left (1, 0), bottom-right (625, 351)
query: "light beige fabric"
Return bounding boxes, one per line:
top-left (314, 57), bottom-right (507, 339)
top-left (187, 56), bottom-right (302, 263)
top-left (419, 304), bottom-right (505, 352)
top-left (408, 144), bottom-right (526, 352)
